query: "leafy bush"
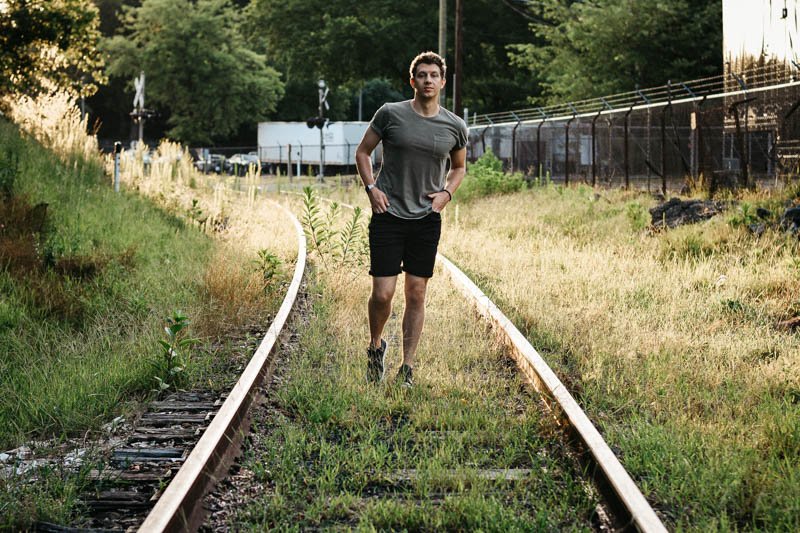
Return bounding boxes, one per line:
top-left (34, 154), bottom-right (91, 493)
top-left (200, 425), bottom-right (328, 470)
top-left (626, 201), bottom-right (649, 231)
top-left (458, 149), bottom-right (525, 200)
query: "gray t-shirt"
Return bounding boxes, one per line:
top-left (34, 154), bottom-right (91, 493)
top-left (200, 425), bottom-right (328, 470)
top-left (370, 100), bottom-right (468, 219)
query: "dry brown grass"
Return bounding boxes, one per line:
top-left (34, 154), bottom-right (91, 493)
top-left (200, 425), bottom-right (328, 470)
top-left (433, 186), bottom-right (799, 528)
top-left (3, 85), bottom-right (99, 162)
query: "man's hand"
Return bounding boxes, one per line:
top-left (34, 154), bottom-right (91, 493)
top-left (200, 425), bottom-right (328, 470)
top-left (427, 191), bottom-right (451, 213)
top-left (368, 187), bottom-right (391, 213)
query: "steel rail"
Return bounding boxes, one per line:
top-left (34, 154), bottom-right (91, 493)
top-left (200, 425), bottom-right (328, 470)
top-left (437, 254), bottom-right (667, 532)
top-left (138, 199), bottom-right (306, 532)
top-left (293, 190), bottom-right (666, 531)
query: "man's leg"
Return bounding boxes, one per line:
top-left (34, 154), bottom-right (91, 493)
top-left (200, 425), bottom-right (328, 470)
top-left (401, 273), bottom-right (429, 367)
top-left (369, 275), bottom-right (397, 348)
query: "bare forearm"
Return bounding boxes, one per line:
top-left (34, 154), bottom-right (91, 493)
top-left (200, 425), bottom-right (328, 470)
top-left (356, 152), bottom-right (375, 187)
top-left (444, 167), bottom-right (466, 194)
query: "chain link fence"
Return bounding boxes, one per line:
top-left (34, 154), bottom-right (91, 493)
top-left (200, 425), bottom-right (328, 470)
top-left (468, 76), bottom-right (800, 193)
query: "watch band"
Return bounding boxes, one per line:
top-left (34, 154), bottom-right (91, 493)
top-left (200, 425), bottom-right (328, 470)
top-left (365, 183), bottom-right (376, 193)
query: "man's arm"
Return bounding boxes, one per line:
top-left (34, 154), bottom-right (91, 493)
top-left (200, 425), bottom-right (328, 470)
top-left (428, 146), bottom-right (467, 213)
top-left (356, 127), bottom-right (390, 213)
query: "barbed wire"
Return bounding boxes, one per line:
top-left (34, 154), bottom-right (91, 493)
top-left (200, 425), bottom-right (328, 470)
top-left (471, 62), bottom-right (797, 127)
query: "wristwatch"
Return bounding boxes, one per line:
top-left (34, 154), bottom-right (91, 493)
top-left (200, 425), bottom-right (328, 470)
top-left (365, 183), bottom-right (376, 194)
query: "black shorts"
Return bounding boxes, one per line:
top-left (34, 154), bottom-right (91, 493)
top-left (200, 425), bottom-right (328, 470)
top-left (369, 212), bottom-right (442, 278)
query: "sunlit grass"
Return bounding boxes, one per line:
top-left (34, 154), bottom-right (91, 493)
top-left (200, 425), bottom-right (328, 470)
top-left (231, 258), bottom-right (600, 530)
top-left (0, 90), bottom-right (297, 527)
top-left (434, 184), bottom-right (800, 530)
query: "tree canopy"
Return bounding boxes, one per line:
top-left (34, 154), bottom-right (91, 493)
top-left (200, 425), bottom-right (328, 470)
top-left (246, 0), bottom-right (537, 122)
top-left (508, 0), bottom-right (722, 104)
top-left (0, 0), bottom-right (105, 98)
top-left (38, 0), bottom-right (725, 145)
top-left (103, 0), bottom-right (284, 145)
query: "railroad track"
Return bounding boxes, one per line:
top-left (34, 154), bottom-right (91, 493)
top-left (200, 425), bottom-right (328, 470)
top-left (137, 199), bottom-right (307, 532)
top-left (35, 191), bottom-right (665, 531)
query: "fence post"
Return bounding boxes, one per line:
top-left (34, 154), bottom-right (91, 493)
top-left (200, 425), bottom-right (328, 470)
top-left (113, 142), bottom-right (121, 192)
top-left (624, 106), bottom-right (633, 190)
top-left (537, 118), bottom-right (547, 182)
top-left (591, 110), bottom-right (602, 187)
top-left (288, 143), bottom-right (293, 181)
top-left (480, 119), bottom-right (493, 156)
top-left (661, 105), bottom-right (668, 195)
top-left (510, 112), bottom-right (521, 173)
top-left (565, 114), bottom-right (577, 186)
top-left (728, 97), bottom-right (756, 190)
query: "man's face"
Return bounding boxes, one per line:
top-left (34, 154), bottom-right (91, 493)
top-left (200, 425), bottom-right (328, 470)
top-left (411, 62), bottom-right (445, 99)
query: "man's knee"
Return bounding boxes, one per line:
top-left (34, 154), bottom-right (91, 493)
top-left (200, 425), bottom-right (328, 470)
top-left (404, 278), bottom-right (428, 308)
top-left (370, 286), bottom-right (395, 306)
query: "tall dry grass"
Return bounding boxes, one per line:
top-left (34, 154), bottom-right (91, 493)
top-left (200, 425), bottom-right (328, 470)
top-left (110, 139), bottom-right (298, 337)
top-left (3, 84), bottom-right (99, 162)
top-left (435, 185), bottom-right (799, 529)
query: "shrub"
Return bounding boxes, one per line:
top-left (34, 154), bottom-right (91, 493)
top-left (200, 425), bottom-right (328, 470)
top-left (458, 149), bottom-right (525, 200)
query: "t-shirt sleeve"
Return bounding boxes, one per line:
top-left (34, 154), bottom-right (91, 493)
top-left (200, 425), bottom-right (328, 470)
top-left (455, 119), bottom-right (468, 149)
top-left (369, 104), bottom-right (390, 138)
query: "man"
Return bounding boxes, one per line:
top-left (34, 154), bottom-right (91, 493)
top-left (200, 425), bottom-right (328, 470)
top-left (355, 51), bottom-right (468, 387)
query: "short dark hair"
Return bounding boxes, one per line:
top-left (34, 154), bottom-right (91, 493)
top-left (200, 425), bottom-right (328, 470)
top-left (409, 51), bottom-right (446, 78)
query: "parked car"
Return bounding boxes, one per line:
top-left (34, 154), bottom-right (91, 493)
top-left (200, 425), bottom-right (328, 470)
top-left (225, 153), bottom-right (261, 175)
top-left (193, 154), bottom-right (226, 174)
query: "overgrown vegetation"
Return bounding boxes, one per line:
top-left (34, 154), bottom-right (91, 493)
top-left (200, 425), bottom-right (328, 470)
top-left (439, 183), bottom-right (800, 530)
top-left (229, 269), bottom-right (599, 530)
top-left (0, 115), bottom-right (212, 446)
top-left (0, 91), bottom-right (296, 527)
top-left (300, 186), bottom-right (368, 270)
top-left (457, 149), bottom-right (526, 200)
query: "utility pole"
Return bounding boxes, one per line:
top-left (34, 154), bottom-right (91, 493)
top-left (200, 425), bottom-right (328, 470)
top-left (453, 0), bottom-right (463, 115)
top-left (438, 0), bottom-right (447, 107)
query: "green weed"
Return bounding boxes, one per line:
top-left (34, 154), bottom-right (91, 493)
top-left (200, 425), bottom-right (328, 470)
top-left (253, 248), bottom-right (282, 289)
top-left (300, 186), bottom-right (367, 270)
top-left (153, 311), bottom-right (199, 395)
top-left (626, 201), bottom-right (649, 231)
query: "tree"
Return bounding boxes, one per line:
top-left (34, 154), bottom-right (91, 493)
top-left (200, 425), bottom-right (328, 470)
top-left (103, 0), bottom-right (284, 145)
top-left (508, 0), bottom-right (722, 104)
top-left (247, 0), bottom-right (538, 119)
top-left (353, 79), bottom-right (404, 121)
top-left (0, 0), bottom-right (106, 98)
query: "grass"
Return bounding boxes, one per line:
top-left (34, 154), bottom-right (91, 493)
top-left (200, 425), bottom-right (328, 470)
top-left (227, 216), bottom-right (600, 530)
top-left (432, 184), bottom-right (800, 530)
top-left (0, 117), bottom-right (215, 447)
top-left (0, 90), bottom-right (297, 528)
top-left (304, 177), bottom-right (799, 530)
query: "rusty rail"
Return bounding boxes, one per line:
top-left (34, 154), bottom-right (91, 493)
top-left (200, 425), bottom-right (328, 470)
top-left (138, 199), bottom-right (306, 532)
top-left (438, 254), bottom-right (667, 532)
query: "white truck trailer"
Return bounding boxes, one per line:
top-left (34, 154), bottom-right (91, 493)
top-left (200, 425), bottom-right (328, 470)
top-left (257, 121), bottom-right (382, 174)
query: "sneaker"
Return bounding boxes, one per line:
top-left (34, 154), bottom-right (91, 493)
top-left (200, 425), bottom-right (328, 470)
top-left (397, 364), bottom-right (413, 388)
top-left (366, 339), bottom-right (388, 383)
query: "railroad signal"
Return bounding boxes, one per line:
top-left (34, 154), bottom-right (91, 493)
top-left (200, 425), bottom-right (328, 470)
top-left (130, 71), bottom-right (156, 145)
top-left (306, 116), bottom-right (326, 129)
